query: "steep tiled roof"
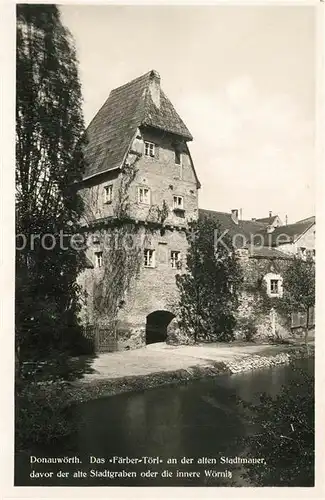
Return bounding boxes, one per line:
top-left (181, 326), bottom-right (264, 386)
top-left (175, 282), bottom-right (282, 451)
top-left (255, 215), bottom-right (278, 225)
top-left (294, 216), bottom-right (316, 224)
top-left (83, 70), bottom-right (193, 180)
top-left (199, 209), bottom-right (266, 249)
top-left (249, 246), bottom-right (293, 260)
top-left (252, 217), bottom-right (315, 247)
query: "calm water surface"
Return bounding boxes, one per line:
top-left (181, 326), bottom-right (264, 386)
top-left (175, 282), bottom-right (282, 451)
top-left (16, 357), bottom-right (314, 486)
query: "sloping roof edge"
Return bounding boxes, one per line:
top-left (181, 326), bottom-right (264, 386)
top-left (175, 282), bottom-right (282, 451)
top-left (291, 220), bottom-right (315, 244)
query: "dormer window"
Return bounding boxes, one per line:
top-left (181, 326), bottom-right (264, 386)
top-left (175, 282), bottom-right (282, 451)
top-left (173, 195), bottom-right (184, 210)
top-left (138, 187), bottom-right (151, 205)
top-left (144, 141), bottom-right (155, 158)
top-left (104, 184), bottom-right (113, 204)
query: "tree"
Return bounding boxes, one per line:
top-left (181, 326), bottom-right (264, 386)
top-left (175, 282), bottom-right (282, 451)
top-left (16, 5), bottom-right (88, 367)
top-left (240, 366), bottom-right (314, 486)
top-left (176, 216), bottom-right (243, 342)
top-left (280, 256), bottom-right (315, 346)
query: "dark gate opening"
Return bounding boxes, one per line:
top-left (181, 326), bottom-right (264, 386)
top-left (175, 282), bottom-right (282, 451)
top-left (145, 310), bottom-right (175, 345)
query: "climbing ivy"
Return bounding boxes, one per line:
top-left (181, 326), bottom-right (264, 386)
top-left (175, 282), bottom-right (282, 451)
top-left (84, 154), bottom-right (172, 327)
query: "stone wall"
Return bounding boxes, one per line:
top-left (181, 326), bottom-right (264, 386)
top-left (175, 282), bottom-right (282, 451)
top-left (77, 223), bottom-right (190, 350)
top-left (126, 127), bottom-right (199, 225)
top-left (77, 125), bottom-right (199, 351)
top-left (234, 251), bottom-right (292, 341)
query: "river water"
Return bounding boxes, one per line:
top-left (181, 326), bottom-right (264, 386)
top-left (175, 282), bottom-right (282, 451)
top-left (16, 356), bottom-right (314, 487)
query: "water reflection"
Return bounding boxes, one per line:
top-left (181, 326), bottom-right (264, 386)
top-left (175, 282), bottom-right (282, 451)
top-left (16, 357), bottom-right (314, 486)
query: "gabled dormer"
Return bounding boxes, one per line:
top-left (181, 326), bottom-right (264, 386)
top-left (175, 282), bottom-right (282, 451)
top-left (79, 70), bottom-right (200, 226)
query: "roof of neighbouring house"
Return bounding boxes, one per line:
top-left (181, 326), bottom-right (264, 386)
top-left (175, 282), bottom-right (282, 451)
top-left (249, 246), bottom-right (294, 260)
top-left (199, 208), bottom-right (267, 249)
top-left (294, 216), bottom-right (316, 224)
top-left (252, 217), bottom-right (315, 247)
top-left (199, 208), bottom-right (299, 259)
top-left (83, 70), bottom-right (193, 180)
top-left (255, 215), bottom-right (279, 225)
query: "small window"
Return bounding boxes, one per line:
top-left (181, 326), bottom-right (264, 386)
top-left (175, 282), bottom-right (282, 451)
top-left (270, 279), bottom-right (279, 295)
top-left (299, 247), bottom-right (306, 257)
top-left (173, 195), bottom-right (184, 210)
top-left (174, 150), bottom-right (182, 165)
top-left (104, 184), bottom-right (113, 204)
top-left (144, 141), bottom-right (155, 157)
top-left (144, 249), bottom-right (155, 268)
top-left (171, 251), bottom-right (181, 269)
top-left (95, 251), bottom-right (103, 268)
top-left (138, 187), bottom-right (151, 205)
top-left (264, 272), bottom-right (282, 298)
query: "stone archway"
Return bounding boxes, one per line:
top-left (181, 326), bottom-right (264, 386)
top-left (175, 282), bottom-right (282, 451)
top-left (145, 310), bottom-right (175, 345)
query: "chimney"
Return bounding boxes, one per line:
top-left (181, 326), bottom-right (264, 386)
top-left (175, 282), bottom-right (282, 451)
top-left (231, 209), bottom-right (239, 224)
top-left (269, 211), bottom-right (272, 218)
top-left (239, 208), bottom-right (243, 221)
top-left (285, 215), bottom-right (288, 225)
top-left (149, 70), bottom-right (160, 109)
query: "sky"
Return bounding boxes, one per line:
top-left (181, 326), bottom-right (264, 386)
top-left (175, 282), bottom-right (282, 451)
top-left (60, 5), bottom-right (316, 223)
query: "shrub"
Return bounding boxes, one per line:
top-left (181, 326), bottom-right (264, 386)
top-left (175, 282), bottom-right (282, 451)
top-left (15, 381), bottom-right (76, 451)
top-left (239, 366), bottom-right (314, 486)
top-left (236, 317), bottom-right (257, 342)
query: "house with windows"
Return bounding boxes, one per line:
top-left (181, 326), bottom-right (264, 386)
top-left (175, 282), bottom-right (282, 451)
top-left (252, 216), bottom-right (315, 259)
top-left (77, 70), bottom-right (200, 350)
top-left (255, 212), bottom-right (283, 230)
top-left (77, 70), bottom-right (313, 351)
top-left (200, 208), bottom-right (315, 337)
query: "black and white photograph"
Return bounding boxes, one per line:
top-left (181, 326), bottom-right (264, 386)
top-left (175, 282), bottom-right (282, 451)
top-left (9, 1), bottom-right (320, 491)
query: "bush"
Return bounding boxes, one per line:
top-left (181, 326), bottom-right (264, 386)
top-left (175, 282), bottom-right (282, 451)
top-left (239, 366), bottom-right (314, 486)
top-left (15, 381), bottom-right (76, 451)
top-left (176, 216), bottom-right (243, 343)
top-left (236, 317), bottom-right (257, 342)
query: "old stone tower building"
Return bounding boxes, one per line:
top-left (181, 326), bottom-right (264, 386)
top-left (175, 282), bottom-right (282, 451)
top-left (77, 70), bottom-right (314, 351)
top-left (78, 70), bottom-right (201, 350)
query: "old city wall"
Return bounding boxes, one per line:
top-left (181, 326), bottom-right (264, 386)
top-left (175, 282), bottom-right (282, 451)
top-left (235, 251), bottom-right (292, 341)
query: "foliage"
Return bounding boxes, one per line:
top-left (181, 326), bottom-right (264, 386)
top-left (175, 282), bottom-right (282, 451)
top-left (114, 158), bottom-right (139, 219)
top-left (236, 316), bottom-right (257, 342)
top-left (176, 216), bottom-right (243, 342)
top-left (16, 5), bottom-right (88, 364)
top-left (281, 256), bottom-right (315, 314)
top-left (240, 364), bottom-right (314, 486)
top-left (15, 381), bottom-right (76, 451)
top-left (87, 155), bottom-right (172, 325)
top-left (279, 256), bottom-right (315, 343)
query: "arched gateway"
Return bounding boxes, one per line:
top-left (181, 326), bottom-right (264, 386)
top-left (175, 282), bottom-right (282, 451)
top-left (145, 310), bottom-right (175, 345)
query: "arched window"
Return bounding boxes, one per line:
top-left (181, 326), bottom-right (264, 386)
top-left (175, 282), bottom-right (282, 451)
top-left (263, 272), bottom-right (283, 298)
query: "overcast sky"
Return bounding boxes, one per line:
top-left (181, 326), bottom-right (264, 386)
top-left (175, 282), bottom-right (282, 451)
top-left (60, 5), bottom-right (315, 223)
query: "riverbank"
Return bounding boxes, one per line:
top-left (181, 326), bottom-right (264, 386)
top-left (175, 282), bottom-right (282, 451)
top-left (70, 340), bottom-right (314, 403)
